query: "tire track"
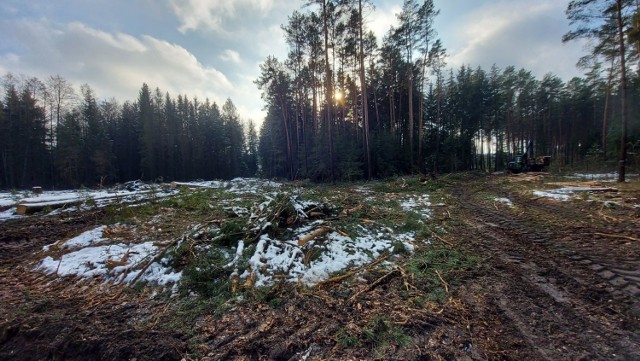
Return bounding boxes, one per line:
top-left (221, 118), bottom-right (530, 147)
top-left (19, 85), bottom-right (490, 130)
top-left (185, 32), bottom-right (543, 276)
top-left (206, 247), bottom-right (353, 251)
top-left (450, 183), bottom-right (640, 360)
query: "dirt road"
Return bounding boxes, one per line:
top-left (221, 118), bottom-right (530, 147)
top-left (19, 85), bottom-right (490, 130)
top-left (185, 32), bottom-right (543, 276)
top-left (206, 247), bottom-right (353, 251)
top-left (0, 174), bottom-right (638, 360)
top-left (448, 178), bottom-right (640, 360)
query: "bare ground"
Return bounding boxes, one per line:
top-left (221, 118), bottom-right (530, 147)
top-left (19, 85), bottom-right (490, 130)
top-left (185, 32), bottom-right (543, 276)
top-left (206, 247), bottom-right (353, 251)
top-left (0, 173), bottom-right (638, 360)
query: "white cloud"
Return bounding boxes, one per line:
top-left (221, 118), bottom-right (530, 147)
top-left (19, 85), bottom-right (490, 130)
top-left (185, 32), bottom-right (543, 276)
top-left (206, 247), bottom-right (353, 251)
top-left (368, 2), bottom-right (401, 42)
top-left (169, 0), bottom-right (278, 34)
top-left (443, 0), bottom-right (584, 80)
top-left (163, 0), bottom-right (299, 125)
top-left (0, 0), bottom-right (588, 128)
top-left (220, 49), bottom-right (242, 64)
top-left (0, 18), bottom-right (236, 107)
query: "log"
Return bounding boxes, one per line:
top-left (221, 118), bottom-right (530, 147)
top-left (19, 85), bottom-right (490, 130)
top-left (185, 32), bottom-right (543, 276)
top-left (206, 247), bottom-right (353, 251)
top-left (547, 181), bottom-right (605, 187)
top-left (15, 189), bottom-right (160, 216)
top-left (16, 200), bottom-right (83, 215)
top-left (171, 181), bottom-right (211, 189)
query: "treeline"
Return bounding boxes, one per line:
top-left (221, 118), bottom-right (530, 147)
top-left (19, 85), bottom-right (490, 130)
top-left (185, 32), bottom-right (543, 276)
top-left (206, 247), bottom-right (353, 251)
top-left (0, 75), bottom-right (258, 189)
top-left (256, 0), bottom-right (639, 181)
top-left (3, 1), bottom-right (640, 189)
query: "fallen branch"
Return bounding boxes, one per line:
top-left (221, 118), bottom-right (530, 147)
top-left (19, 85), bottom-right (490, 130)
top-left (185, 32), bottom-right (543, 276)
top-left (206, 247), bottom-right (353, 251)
top-left (129, 235), bottom-right (185, 285)
top-left (592, 232), bottom-right (639, 242)
top-left (397, 266), bottom-right (417, 291)
top-left (349, 268), bottom-right (400, 302)
top-left (128, 219), bottom-right (222, 286)
top-left (298, 226), bottom-right (333, 247)
top-left (315, 254), bottom-right (388, 287)
top-left (435, 270), bottom-right (449, 293)
top-left (598, 211), bottom-right (619, 223)
top-left (431, 232), bottom-right (453, 247)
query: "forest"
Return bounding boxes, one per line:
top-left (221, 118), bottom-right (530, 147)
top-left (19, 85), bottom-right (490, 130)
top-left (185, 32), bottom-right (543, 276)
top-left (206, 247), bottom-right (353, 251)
top-left (1, 0), bottom-right (639, 189)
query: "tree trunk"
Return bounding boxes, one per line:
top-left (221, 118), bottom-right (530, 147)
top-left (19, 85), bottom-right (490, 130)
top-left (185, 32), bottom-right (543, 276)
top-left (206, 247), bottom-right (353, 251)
top-left (408, 73), bottom-right (414, 170)
top-left (322, 0), bottom-right (335, 181)
top-left (602, 60), bottom-right (613, 160)
top-left (616, 0), bottom-right (628, 183)
top-left (358, 0), bottom-right (372, 179)
top-left (279, 96), bottom-right (293, 180)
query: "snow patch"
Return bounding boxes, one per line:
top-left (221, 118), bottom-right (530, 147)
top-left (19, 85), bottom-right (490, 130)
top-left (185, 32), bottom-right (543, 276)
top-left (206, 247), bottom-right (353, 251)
top-left (174, 178), bottom-right (283, 195)
top-left (0, 185), bottom-right (177, 221)
top-left (533, 190), bottom-right (571, 201)
top-left (533, 185), bottom-right (616, 202)
top-left (37, 226), bottom-right (181, 287)
top-left (43, 225), bottom-right (107, 251)
top-left (400, 194), bottom-right (432, 219)
top-left (242, 224), bottom-right (415, 287)
top-left (494, 198), bottom-right (514, 207)
top-left (0, 208), bottom-right (22, 221)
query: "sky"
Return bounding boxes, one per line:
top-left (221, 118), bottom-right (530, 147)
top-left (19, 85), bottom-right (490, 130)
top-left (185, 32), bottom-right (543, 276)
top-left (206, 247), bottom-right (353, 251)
top-left (0, 0), bottom-right (586, 124)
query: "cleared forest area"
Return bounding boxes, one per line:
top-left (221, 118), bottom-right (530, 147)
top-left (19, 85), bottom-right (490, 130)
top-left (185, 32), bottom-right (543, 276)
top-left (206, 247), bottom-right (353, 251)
top-left (0, 172), bottom-right (638, 360)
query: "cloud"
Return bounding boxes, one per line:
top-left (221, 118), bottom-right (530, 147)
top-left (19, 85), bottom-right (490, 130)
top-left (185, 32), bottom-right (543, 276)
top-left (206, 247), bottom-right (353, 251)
top-left (0, 18), bottom-right (235, 106)
top-left (367, 2), bottom-right (401, 42)
top-left (444, 0), bottom-right (584, 80)
top-left (169, 0), bottom-right (278, 34)
top-left (164, 0), bottom-right (298, 124)
top-left (220, 49), bottom-right (241, 64)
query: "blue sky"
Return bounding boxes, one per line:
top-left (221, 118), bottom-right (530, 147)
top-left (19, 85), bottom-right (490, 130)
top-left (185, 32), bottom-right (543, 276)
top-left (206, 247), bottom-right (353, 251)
top-left (0, 0), bottom-right (585, 123)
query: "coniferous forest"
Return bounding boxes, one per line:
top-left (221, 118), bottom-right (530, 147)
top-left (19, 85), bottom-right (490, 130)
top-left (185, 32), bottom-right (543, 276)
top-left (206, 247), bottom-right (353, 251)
top-left (0, 78), bottom-right (258, 189)
top-left (1, 0), bottom-right (640, 189)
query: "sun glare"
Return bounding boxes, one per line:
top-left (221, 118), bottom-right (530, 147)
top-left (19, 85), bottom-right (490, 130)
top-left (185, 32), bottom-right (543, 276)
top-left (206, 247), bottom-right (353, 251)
top-left (334, 89), bottom-right (343, 101)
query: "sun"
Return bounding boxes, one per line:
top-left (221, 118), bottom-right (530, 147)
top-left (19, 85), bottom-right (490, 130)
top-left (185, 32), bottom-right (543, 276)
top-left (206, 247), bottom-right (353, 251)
top-left (333, 89), bottom-right (343, 102)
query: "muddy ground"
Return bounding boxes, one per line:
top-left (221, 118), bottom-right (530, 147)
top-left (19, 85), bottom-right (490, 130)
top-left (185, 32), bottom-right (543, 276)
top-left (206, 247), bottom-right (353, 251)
top-left (0, 173), bottom-right (638, 360)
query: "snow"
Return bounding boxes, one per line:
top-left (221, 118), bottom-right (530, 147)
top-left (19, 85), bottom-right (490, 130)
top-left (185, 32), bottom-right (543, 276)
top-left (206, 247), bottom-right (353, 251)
top-left (399, 194), bottom-right (432, 219)
top-left (173, 178), bottom-right (283, 195)
top-left (533, 190), bottom-right (571, 201)
top-left (495, 198), bottom-right (514, 207)
top-left (126, 262), bottom-right (182, 286)
top-left (224, 240), bottom-right (245, 268)
top-left (242, 221), bottom-right (415, 287)
top-left (43, 225), bottom-right (107, 251)
top-left (20, 191), bottom-right (87, 204)
top-left (0, 195), bottom-right (18, 208)
top-left (570, 172), bottom-right (638, 181)
top-left (27, 178), bottom-right (433, 291)
top-left (533, 185), bottom-right (616, 201)
top-left (0, 178), bottom-right (280, 222)
top-left (25, 173), bottom-right (638, 295)
top-left (0, 184), bottom-right (177, 221)
top-left (37, 226), bottom-right (181, 287)
top-left (0, 208), bottom-right (22, 221)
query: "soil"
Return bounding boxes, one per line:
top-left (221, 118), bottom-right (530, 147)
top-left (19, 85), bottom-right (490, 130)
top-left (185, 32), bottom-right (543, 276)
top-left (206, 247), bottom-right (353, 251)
top-left (1, 173), bottom-right (638, 360)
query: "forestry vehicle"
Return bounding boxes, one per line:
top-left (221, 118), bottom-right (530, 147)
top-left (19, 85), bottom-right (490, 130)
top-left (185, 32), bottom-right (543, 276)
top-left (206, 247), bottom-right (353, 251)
top-left (508, 141), bottom-right (551, 174)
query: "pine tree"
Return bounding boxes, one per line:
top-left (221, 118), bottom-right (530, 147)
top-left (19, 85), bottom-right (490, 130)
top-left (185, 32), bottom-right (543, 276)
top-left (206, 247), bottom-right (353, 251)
top-left (138, 83), bottom-right (156, 180)
top-left (564, 0), bottom-right (632, 181)
top-left (245, 119), bottom-right (259, 176)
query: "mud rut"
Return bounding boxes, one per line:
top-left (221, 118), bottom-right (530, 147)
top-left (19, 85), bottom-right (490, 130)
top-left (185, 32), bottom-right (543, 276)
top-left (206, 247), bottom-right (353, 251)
top-left (0, 178), bottom-right (639, 360)
top-left (449, 181), bottom-right (640, 360)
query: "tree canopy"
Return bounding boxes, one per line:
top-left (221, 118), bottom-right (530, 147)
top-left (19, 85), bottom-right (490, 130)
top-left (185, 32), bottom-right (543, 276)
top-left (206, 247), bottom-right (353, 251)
top-left (1, 1), bottom-right (639, 189)
top-left (0, 75), bottom-right (255, 189)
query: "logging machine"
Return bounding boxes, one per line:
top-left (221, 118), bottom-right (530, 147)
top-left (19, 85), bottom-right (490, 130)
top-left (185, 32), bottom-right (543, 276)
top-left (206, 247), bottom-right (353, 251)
top-left (507, 141), bottom-right (551, 174)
